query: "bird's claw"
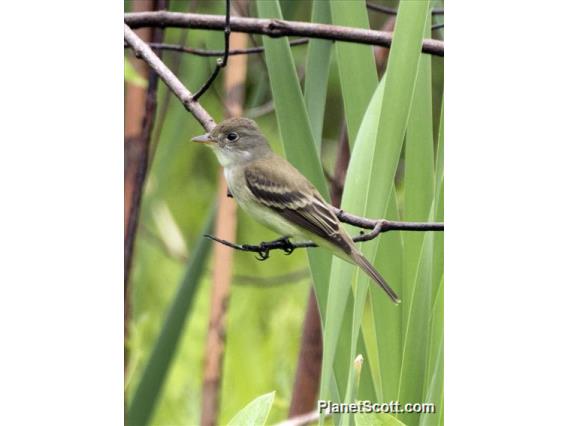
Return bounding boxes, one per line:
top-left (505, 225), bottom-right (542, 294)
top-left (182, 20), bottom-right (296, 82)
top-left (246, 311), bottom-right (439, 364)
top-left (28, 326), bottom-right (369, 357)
top-left (255, 242), bottom-right (270, 261)
top-left (280, 237), bottom-right (295, 255)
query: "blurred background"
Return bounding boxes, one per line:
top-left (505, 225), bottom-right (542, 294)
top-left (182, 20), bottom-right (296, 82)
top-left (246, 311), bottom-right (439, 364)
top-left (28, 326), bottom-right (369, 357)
top-left (125, 1), bottom-right (443, 425)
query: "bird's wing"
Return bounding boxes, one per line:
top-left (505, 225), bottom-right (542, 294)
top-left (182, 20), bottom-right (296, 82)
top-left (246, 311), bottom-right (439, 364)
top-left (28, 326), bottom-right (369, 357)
top-left (244, 158), bottom-right (352, 254)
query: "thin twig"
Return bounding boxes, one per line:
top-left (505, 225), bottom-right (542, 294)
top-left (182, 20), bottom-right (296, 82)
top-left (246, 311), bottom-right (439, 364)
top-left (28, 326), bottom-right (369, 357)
top-left (124, 11), bottom-right (444, 57)
top-left (124, 23), bottom-right (216, 131)
top-left (431, 22), bottom-right (445, 31)
top-left (192, 0), bottom-right (231, 101)
top-left (125, 37), bottom-right (309, 57)
top-left (366, 1), bottom-right (444, 15)
top-left (204, 217), bottom-right (443, 260)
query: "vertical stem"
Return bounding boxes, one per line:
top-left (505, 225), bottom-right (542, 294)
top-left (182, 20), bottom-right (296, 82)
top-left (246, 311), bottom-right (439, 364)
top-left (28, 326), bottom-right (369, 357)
top-left (124, 0), bottom-right (166, 373)
top-left (200, 3), bottom-right (248, 425)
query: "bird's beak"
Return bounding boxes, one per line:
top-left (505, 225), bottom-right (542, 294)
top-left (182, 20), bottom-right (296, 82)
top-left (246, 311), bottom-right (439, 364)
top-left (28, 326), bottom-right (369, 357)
top-left (191, 133), bottom-right (215, 144)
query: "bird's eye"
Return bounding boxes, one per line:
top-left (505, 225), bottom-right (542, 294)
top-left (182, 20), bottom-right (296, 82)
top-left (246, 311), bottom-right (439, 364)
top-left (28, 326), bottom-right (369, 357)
top-left (226, 132), bottom-right (239, 142)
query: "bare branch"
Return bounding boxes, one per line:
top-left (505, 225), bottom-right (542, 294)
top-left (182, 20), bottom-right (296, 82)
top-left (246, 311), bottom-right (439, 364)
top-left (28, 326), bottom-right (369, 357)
top-left (125, 37), bottom-right (309, 57)
top-left (124, 23), bottom-right (216, 131)
top-left (205, 216), bottom-right (443, 260)
top-left (192, 0), bottom-right (231, 101)
top-left (366, 2), bottom-right (444, 15)
top-left (124, 11), bottom-right (444, 57)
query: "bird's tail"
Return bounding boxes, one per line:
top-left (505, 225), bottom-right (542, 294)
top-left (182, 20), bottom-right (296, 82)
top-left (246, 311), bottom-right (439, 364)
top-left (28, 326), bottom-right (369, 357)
top-left (351, 250), bottom-right (401, 304)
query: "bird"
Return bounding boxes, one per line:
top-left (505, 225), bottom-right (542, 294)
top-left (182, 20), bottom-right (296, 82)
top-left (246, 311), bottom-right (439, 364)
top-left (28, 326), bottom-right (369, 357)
top-left (192, 117), bottom-right (400, 304)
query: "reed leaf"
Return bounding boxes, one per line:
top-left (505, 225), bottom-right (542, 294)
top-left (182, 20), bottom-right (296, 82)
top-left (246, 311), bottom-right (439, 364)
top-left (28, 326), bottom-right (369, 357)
top-left (304, 0), bottom-right (332, 152)
top-left (323, 3), bottom-right (431, 421)
top-left (256, 0), bottom-right (332, 312)
top-left (329, 0), bottom-right (378, 144)
top-left (227, 391), bottom-right (275, 426)
top-left (127, 207), bottom-right (215, 426)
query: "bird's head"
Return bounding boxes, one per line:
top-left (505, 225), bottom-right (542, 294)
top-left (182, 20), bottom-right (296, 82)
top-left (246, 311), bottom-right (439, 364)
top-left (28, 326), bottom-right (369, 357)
top-left (192, 117), bottom-right (272, 166)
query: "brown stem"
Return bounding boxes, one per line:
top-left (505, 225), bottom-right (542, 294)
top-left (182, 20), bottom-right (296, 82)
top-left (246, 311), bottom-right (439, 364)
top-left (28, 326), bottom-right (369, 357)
top-left (200, 4), bottom-right (248, 424)
top-left (124, 0), bottom-right (166, 373)
top-left (124, 11), bottom-right (444, 57)
top-left (192, 0), bottom-right (231, 101)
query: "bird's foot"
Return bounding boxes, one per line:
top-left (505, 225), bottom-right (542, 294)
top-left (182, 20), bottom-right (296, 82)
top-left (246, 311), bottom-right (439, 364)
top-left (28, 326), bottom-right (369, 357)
top-left (255, 242), bottom-right (271, 261)
top-left (276, 236), bottom-right (295, 255)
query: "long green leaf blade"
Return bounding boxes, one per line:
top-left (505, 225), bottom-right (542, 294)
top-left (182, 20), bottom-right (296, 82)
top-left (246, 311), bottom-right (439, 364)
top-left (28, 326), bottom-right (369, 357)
top-left (329, 0), bottom-right (378, 145)
top-left (127, 207), bottom-right (215, 426)
top-left (325, 1), bottom-right (431, 417)
top-left (432, 102), bottom-right (444, 296)
top-left (256, 0), bottom-right (332, 313)
top-left (419, 277), bottom-right (443, 426)
top-left (304, 0), bottom-right (332, 152)
top-left (397, 225), bottom-right (434, 426)
top-left (403, 14), bottom-right (435, 330)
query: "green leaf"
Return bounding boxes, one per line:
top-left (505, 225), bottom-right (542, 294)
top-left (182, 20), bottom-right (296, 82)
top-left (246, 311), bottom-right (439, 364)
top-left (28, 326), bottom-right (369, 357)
top-left (322, 1), bottom-right (431, 418)
top-left (367, 193), bottom-right (404, 401)
top-left (127, 207), bottom-right (215, 426)
top-left (419, 277), bottom-right (444, 426)
top-left (432, 102), bottom-right (444, 297)
top-left (227, 391), bottom-right (275, 426)
top-left (304, 0), bottom-right (333, 152)
top-left (124, 57), bottom-right (148, 88)
top-left (256, 0), bottom-right (332, 314)
top-left (330, 0), bottom-right (379, 145)
top-left (397, 228), bottom-right (435, 426)
top-left (319, 81), bottom-right (385, 406)
top-left (355, 412), bottom-right (407, 426)
top-left (339, 354), bottom-right (365, 426)
top-left (403, 14), bottom-right (435, 329)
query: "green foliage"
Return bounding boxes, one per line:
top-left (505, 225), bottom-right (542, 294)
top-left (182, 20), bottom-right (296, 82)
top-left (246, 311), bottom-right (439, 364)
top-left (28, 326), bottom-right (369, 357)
top-left (128, 207), bottom-right (215, 426)
top-left (227, 391), bottom-right (275, 426)
top-left (355, 412), bottom-right (407, 426)
top-left (256, 0), bottom-right (333, 322)
top-left (304, 0), bottom-right (332, 151)
top-left (329, 0), bottom-right (378, 144)
top-left (126, 1), bottom-right (443, 425)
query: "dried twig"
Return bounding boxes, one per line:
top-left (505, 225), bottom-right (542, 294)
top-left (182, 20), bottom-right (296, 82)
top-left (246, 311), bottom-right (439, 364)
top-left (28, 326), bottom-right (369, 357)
top-left (124, 37), bottom-right (309, 57)
top-left (192, 0), bottom-right (231, 101)
top-left (205, 214), bottom-right (443, 260)
top-left (124, 11), bottom-right (444, 57)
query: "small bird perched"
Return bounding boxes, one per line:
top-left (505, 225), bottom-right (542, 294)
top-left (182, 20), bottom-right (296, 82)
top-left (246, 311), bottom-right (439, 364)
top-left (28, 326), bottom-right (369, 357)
top-left (192, 117), bottom-right (400, 304)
